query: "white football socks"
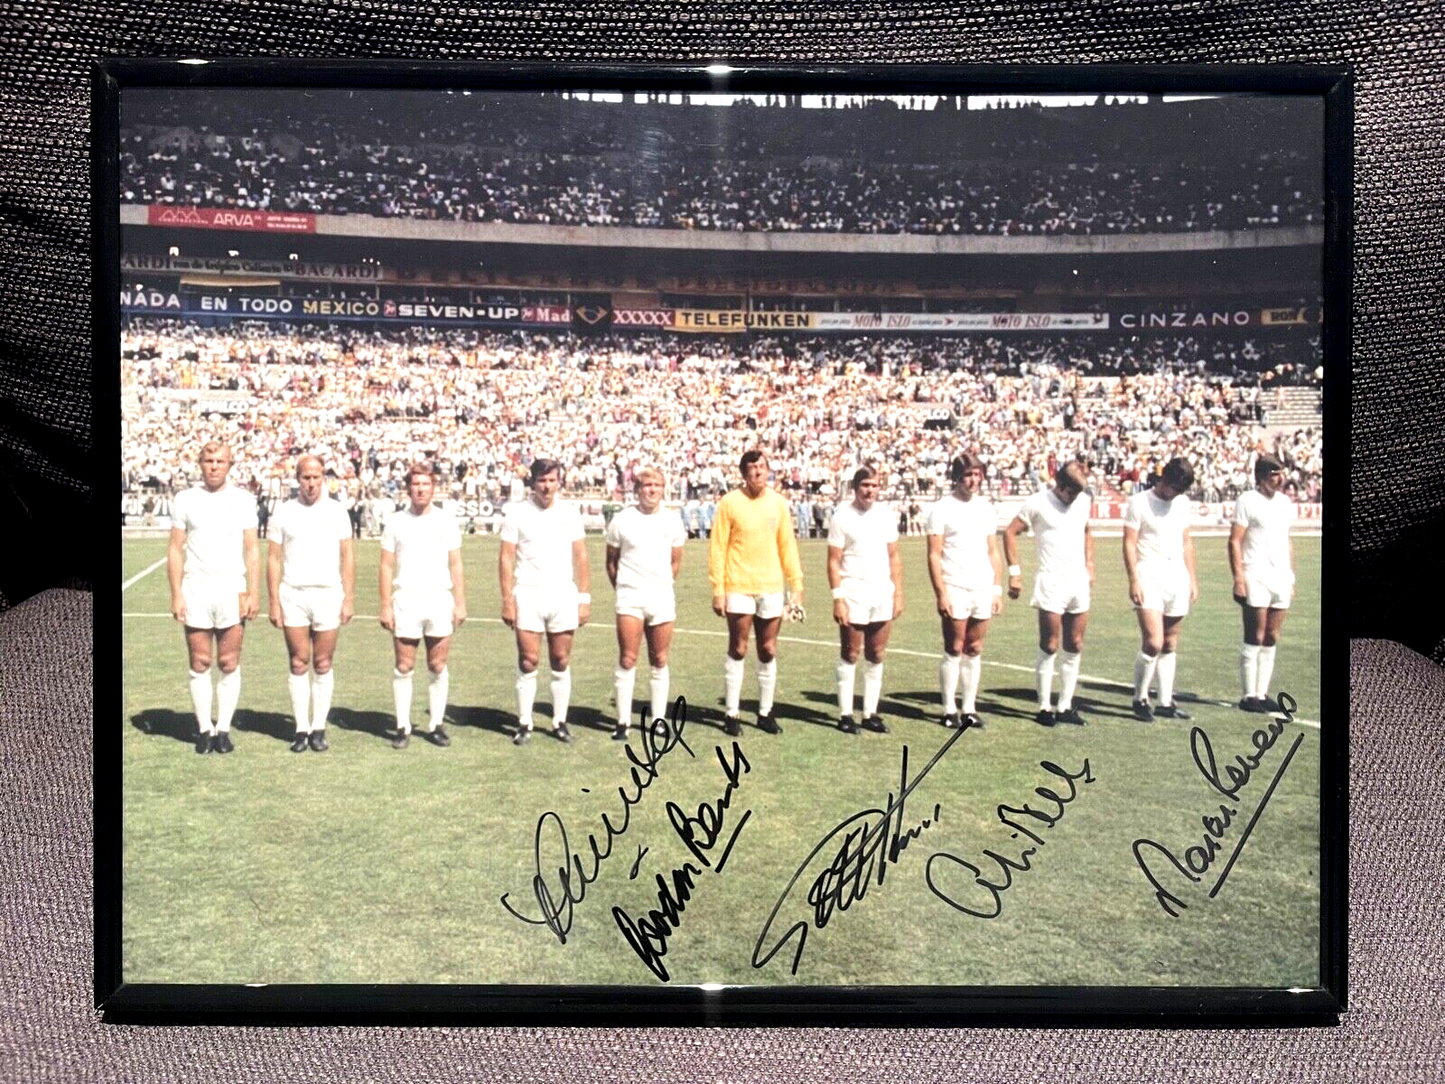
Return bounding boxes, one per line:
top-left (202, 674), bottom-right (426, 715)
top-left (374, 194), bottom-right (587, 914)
top-left (836, 659), bottom-right (857, 717)
top-left (1035, 649), bottom-right (1057, 711)
top-left (959, 654), bottom-right (981, 715)
top-left (515, 666), bottom-right (537, 730)
top-left (310, 669), bottom-right (334, 731)
top-left (1058, 652), bottom-right (1081, 711)
top-left (288, 672), bottom-right (311, 734)
top-left (1156, 651), bottom-right (1178, 707)
top-left (757, 660), bottom-right (777, 717)
top-left (392, 668), bottom-right (414, 734)
top-left (188, 669), bottom-right (213, 735)
top-left (614, 666), bottom-right (637, 726)
top-left (862, 660), bottom-right (884, 717)
top-left (939, 653), bottom-right (962, 715)
top-left (648, 665), bottom-right (670, 726)
top-left (1240, 643), bottom-right (1261, 699)
top-left (550, 667), bottom-right (571, 725)
top-left (723, 654), bottom-right (745, 717)
top-left (1134, 651), bottom-right (1159, 703)
top-left (1256, 645), bottom-right (1277, 700)
top-left (427, 666), bottom-right (449, 730)
top-left (215, 668), bottom-right (240, 733)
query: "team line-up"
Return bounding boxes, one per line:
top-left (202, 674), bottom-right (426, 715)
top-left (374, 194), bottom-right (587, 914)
top-left (162, 443), bottom-right (1299, 755)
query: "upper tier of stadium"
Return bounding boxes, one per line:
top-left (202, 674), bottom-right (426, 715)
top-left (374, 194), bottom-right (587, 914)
top-left (120, 91), bottom-right (1323, 238)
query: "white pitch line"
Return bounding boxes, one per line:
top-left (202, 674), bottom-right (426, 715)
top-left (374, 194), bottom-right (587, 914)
top-left (121, 610), bottom-right (1321, 728)
top-left (122, 558), bottom-right (167, 591)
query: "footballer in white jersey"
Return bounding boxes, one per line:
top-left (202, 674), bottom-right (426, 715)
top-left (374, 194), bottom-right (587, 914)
top-left (827, 466), bottom-right (905, 735)
top-left (165, 441), bottom-right (260, 755)
top-left (924, 454), bottom-right (1002, 731)
top-left (1123, 457), bottom-right (1199, 722)
top-left (378, 463), bottom-right (466, 750)
top-left (266, 455), bottom-right (355, 753)
top-left (499, 458), bottom-right (591, 746)
top-left (1228, 454), bottom-right (1296, 714)
top-left (605, 467), bottom-right (686, 741)
top-left (1004, 461), bottom-right (1095, 727)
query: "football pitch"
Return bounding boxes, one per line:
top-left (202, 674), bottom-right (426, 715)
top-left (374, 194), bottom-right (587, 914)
top-left (120, 532), bottom-right (1322, 988)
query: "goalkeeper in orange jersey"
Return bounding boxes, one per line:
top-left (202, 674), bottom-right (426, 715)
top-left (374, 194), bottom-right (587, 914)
top-left (708, 449), bottom-right (804, 737)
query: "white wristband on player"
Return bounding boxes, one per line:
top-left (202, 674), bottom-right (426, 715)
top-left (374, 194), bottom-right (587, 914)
top-left (992, 585), bottom-right (1004, 597)
top-left (576, 593), bottom-right (591, 604)
top-left (1007, 564), bottom-right (1022, 577)
top-left (831, 587), bottom-right (847, 600)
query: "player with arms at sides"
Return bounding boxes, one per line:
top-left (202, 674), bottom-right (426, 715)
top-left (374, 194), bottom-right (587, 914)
top-left (926, 454), bottom-right (1004, 730)
top-left (605, 467), bottom-right (685, 741)
top-left (1004, 461), bottom-right (1095, 727)
top-left (827, 466), bottom-right (904, 734)
top-left (267, 455), bottom-right (355, 753)
top-left (1123, 456), bottom-right (1198, 721)
top-left (708, 449), bottom-right (804, 738)
top-left (166, 441), bottom-right (260, 755)
top-left (378, 463), bottom-right (466, 749)
top-left (1229, 454), bottom-right (1296, 713)
top-left (499, 458), bottom-right (590, 746)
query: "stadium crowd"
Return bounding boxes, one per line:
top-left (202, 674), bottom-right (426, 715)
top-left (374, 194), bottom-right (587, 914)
top-left (121, 134), bottom-right (1320, 236)
top-left (121, 321), bottom-right (1324, 520)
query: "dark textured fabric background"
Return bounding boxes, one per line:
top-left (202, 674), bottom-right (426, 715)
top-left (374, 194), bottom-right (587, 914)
top-left (3, 2), bottom-right (1442, 1079)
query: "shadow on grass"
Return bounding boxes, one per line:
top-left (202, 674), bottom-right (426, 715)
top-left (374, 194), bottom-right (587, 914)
top-left (889, 687), bottom-right (1044, 725)
top-left (445, 703), bottom-right (514, 738)
top-left (130, 708), bottom-right (195, 744)
top-left (328, 707), bottom-right (396, 742)
top-left (230, 709), bottom-right (294, 742)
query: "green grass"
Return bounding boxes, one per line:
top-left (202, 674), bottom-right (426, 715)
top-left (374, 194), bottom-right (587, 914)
top-left (121, 531), bottom-right (1322, 987)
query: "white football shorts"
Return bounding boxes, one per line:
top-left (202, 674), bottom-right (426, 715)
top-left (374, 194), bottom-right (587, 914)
top-left (944, 583), bottom-right (996, 622)
top-left (279, 583), bottom-right (344, 631)
top-left (615, 586), bottom-right (676, 627)
top-left (724, 591), bottom-right (785, 619)
top-left (1031, 573), bottom-right (1091, 616)
top-left (182, 575), bottom-right (245, 630)
top-left (1134, 566), bottom-right (1192, 618)
top-left (839, 580), bottom-right (895, 626)
top-left (392, 588), bottom-right (455, 639)
top-left (514, 583), bottom-right (580, 634)
top-left (1243, 569), bottom-right (1294, 610)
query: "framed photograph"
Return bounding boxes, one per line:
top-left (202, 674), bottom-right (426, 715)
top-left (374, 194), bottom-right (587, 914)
top-left (96, 61), bottom-right (1348, 1021)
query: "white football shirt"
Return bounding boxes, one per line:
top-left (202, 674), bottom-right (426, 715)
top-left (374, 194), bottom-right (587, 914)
top-left (828, 501), bottom-right (899, 586)
top-left (1018, 488), bottom-right (1090, 581)
top-left (1125, 489), bottom-right (1190, 570)
top-left (500, 497), bottom-right (585, 589)
top-left (172, 484), bottom-right (258, 583)
top-left (606, 506), bottom-right (686, 594)
top-left (382, 505), bottom-right (462, 593)
top-left (1234, 489), bottom-right (1295, 575)
top-left (926, 494), bottom-right (997, 589)
top-left (271, 497), bottom-right (352, 588)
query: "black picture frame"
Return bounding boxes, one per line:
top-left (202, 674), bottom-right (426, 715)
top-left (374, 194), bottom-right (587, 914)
top-left (95, 59), bottom-right (1350, 1023)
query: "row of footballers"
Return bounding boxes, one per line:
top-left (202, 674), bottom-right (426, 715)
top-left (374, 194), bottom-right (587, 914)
top-left (165, 444), bottom-right (1297, 754)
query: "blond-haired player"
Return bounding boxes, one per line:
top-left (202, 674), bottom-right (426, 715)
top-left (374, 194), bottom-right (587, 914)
top-left (166, 441), bottom-right (260, 755)
top-left (605, 467), bottom-right (686, 740)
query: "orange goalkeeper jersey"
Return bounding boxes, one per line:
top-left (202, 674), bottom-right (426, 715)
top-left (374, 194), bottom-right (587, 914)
top-left (707, 487), bottom-right (803, 596)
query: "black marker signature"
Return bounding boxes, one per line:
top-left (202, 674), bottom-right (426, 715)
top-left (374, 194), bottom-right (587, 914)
top-left (612, 741), bottom-right (752, 981)
top-left (752, 725), bottom-right (963, 976)
top-left (924, 758), bottom-right (1095, 919)
top-left (1132, 692), bottom-right (1305, 917)
top-left (499, 698), bottom-right (694, 942)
